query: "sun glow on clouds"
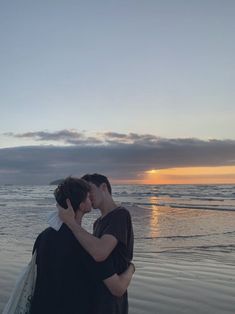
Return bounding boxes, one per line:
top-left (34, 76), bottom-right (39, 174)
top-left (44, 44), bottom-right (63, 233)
top-left (142, 166), bottom-right (235, 184)
top-left (146, 169), bottom-right (160, 174)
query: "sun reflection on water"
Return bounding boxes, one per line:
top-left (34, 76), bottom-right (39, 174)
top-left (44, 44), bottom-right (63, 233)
top-left (149, 196), bottom-right (160, 238)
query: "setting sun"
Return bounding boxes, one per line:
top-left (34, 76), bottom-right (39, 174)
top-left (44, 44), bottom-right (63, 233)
top-left (146, 169), bottom-right (159, 174)
top-left (141, 166), bottom-right (235, 184)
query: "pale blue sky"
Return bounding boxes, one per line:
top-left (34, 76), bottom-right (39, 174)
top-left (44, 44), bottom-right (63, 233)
top-left (0, 0), bottom-right (234, 145)
top-left (0, 1), bottom-right (235, 184)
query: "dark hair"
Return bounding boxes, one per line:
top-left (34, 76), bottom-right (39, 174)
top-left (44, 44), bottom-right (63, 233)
top-left (54, 177), bottom-right (90, 212)
top-left (81, 173), bottom-right (112, 195)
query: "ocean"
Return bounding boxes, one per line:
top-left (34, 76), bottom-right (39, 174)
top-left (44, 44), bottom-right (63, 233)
top-left (0, 184), bottom-right (235, 313)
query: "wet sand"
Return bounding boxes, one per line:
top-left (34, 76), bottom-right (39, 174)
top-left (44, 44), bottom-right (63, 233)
top-left (129, 251), bottom-right (235, 314)
top-left (1, 250), bottom-right (234, 314)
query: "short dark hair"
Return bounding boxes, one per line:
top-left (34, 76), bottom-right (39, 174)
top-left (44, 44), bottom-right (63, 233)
top-left (81, 173), bottom-right (112, 195)
top-left (54, 177), bottom-right (90, 212)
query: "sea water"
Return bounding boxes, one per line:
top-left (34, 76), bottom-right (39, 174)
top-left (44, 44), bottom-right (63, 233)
top-left (0, 184), bottom-right (235, 313)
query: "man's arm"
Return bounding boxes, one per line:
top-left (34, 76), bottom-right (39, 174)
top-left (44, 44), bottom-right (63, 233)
top-left (103, 263), bottom-right (135, 297)
top-left (76, 239), bottom-right (135, 298)
top-left (57, 199), bottom-right (117, 261)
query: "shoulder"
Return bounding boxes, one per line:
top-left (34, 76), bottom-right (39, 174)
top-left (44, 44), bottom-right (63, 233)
top-left (106, 207), bottom-right (132, 224)
top-left (34, 226), bottom-right (69, 248)
top-left (113, 206), bottom-right (131, 218)
top-left (35, 227), bottom-right (52, 240)
top-left (39, 227), bottom-right (56, 240)
top-left (34, 226), bottom-right (83, 254)
top-left (33, 227), bottom-right (53, 252)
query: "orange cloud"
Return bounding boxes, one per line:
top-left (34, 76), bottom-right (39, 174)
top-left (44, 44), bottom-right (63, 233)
top-left (133, 166), bottom-right (235, 184)
top-left (143, 166), bottom-right (235, 184)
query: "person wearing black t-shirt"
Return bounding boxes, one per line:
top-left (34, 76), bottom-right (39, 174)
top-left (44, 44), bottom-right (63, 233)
top-left (30, 177), bottom-right (134, 314)
top-left (58, 174), bottom-right (134, 314)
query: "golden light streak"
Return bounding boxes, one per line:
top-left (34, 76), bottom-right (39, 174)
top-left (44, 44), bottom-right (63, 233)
top-left (112, 166), bottom-right (235, 185)
top-left (149, 196), bottom-right (160, 237)
top-left (142, 166), bottom-right (235, 184)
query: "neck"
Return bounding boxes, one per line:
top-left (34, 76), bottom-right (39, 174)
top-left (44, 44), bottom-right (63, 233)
top-left (100, 198), bottom-right (118, 217)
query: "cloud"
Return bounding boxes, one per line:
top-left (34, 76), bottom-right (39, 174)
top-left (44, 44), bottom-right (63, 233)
top-left (4, 130), bottom-right (102, 145)
top-left (1, 131), bottom-right (235, 184)
top-left (4, 130), bottom-right (167, 145)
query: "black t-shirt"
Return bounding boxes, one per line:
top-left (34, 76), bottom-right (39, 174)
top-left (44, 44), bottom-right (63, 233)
top-left (30, 224), bottom-right (116, 314)
top-left (92, 207), bottom-right (134, 314)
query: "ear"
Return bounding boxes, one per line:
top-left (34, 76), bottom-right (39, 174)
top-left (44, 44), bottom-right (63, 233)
top-left (100, 182), bottom-right (107, 191)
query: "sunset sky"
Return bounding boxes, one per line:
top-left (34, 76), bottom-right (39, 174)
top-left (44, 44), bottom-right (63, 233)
top-left (0, 1), bottom-right (235, 184)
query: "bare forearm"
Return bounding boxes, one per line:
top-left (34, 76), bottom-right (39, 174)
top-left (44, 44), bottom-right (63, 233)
top-left (58, 200), bottom-right (118, 261)
top-left (66, 221), bottom-right (102, 259)
top-left (118, 263), bottom-right (135, 293)
top-left (104, 263), bottom-right (135, 297)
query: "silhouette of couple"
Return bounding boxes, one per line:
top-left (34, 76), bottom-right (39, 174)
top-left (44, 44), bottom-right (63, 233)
top-left (31, 174), bottom-right (134, 314)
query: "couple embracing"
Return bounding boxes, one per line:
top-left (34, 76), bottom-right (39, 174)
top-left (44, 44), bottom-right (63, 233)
top-left (30, 173), bottom-right (134, 314)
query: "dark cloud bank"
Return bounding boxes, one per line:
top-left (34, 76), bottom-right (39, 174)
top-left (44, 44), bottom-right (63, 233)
top-left (1, 131), bottom-right (235, 184)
